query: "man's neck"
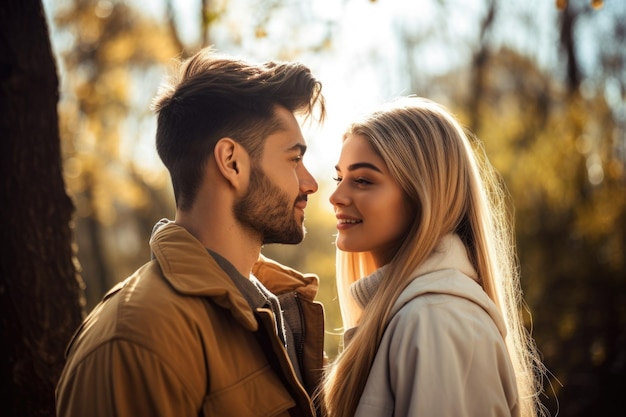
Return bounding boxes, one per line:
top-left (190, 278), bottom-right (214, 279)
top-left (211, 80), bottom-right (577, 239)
top-left (175, 211), bottom-right (262, 279)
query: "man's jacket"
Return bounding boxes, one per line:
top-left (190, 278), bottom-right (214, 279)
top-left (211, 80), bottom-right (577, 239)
top-left (56, 222), bottom-right (326, 417)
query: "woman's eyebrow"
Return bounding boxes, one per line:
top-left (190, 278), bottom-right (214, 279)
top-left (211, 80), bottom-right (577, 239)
top-left (334, 162), bottom-right (383, 173)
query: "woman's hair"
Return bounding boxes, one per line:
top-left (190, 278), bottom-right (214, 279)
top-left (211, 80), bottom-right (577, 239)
top-left (320, 97), bottom-right (546, 417)
top-left (151, 47), bottom-right (325, 210)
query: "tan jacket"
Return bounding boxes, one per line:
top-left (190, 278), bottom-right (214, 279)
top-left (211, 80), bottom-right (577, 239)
top-left (56, 222), bottom-right (326, 417)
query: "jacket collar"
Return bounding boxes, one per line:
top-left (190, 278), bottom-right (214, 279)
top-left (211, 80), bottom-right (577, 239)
top-left (252, 254), bottom-right (320, 300)
top-left (150, 222), bottom-right (258, 331)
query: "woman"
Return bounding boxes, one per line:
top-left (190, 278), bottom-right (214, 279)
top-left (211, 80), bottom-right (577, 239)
top-left (320, 97), bottom-right (546, 417)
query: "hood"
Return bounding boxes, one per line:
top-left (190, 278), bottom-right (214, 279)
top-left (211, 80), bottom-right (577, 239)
top-left (390, 234), bottom-right (507, 338)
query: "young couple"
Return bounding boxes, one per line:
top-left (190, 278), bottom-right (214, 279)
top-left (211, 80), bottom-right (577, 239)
top-left (56, 47), bottom-right (546, 417)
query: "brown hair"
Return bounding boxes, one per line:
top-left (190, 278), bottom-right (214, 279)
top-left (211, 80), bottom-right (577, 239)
top-left (151, 48), bottom-right (325, 210)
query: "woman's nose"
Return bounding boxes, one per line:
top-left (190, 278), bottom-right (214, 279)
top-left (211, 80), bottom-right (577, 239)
top-left (329, 182), bottom-right (348, 207)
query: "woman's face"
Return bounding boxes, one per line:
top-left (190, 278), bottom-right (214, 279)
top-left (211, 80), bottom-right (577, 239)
top-left (330, 133), bottom-right (415, 268)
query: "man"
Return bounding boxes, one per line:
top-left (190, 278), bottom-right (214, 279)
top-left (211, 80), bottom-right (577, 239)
top-left (56, 47), bottom-right (327, 417)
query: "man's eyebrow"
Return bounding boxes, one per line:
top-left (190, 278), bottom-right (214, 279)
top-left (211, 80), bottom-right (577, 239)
top-left (288, 143), bottom-right (307, 154)
top-left (334, 162), bottom-right (383, 173)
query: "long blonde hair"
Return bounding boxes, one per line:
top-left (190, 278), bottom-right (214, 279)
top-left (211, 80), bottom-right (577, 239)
top-left (320, 97), bottom-right (546, 417)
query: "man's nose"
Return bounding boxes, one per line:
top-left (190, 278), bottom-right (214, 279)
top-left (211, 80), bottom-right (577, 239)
top-left (300, 165), bottom-right (318, 195)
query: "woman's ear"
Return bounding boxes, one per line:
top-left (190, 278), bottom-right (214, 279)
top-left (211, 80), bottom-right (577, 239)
top-left (213, 138), bottom-right (249, 189)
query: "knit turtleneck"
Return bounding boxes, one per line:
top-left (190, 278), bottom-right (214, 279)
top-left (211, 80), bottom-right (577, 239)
top-left (350, 265), bottom-right (388, 309)
top-left (349, 233), bottom-right (478, 309)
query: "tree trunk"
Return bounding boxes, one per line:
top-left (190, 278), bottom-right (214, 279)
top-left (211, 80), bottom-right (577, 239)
top-left (0, 1), bottom-right (84, 416)
top-left (559, 1), bottom-right (581, 91)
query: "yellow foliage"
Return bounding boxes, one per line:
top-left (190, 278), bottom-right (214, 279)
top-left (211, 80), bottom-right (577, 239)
top-left (255, 26), bottom-right (268, 39)
top-left (54, 0), bottom-right (182, 226)
top-left (102, 34), bottom-right (136, 64)
top-left (101, 67), bottom-right (129, 104)
top-left (558, 312), bottom-right (577, 339)
top-left (574, 186), bottom-right (626, 238)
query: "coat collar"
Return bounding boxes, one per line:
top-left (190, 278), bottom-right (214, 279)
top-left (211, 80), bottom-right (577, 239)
top-left (348, 233), bottom-right (507, 339)
top-left (351, 233), bottom-right (478, 309)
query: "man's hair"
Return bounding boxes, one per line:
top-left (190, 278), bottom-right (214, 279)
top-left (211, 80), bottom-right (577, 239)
top-left (151, 48), bottom-right (326, 210)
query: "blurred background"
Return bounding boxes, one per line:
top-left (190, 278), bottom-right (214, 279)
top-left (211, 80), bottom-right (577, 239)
top-left (42, 0), bottom-right (625, 415)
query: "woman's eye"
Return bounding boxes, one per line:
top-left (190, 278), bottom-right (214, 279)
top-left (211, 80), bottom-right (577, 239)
top-left (333, 176), bottom-right (372, 186)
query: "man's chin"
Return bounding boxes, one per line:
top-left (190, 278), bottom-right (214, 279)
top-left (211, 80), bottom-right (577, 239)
top-left (262, 230), bottom-right (305, 245)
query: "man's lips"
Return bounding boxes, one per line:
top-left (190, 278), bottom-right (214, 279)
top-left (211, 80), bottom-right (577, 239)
top-left (295, 196), bottom-right (308, 210)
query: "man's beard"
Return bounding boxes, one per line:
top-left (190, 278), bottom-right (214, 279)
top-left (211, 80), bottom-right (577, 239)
top-left (234, 165), bottom-right (306, 245)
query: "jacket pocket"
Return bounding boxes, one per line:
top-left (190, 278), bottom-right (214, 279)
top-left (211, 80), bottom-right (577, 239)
top-left (202, 364), bottom-right (295, 417)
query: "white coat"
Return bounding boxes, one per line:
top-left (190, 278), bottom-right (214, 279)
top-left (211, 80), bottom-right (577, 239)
top-left (350, 234), bottom-right (520, 417)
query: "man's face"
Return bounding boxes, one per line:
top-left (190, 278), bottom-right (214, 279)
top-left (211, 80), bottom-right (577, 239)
top-left (234, 106), bottom-right (318, 244)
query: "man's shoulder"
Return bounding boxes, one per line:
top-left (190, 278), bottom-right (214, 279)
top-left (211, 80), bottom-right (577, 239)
top-left (78, 263), bottom-right (204, 340)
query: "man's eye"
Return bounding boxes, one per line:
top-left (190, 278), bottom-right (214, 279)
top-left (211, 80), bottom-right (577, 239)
top-left (332, 176), bottom-right (342, 184)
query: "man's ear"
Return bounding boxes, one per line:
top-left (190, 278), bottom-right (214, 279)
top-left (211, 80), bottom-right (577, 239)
top-left (213, 138), bottom-right (249, 189)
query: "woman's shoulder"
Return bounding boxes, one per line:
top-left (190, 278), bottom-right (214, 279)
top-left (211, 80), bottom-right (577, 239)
top-left (392, 269), bottom-right (485, 314)
top-left (387, 271), bottom-right (505, 345)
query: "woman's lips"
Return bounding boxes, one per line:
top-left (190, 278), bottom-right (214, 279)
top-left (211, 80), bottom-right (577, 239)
top-left (335, 215), bottom-right (362, 229)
